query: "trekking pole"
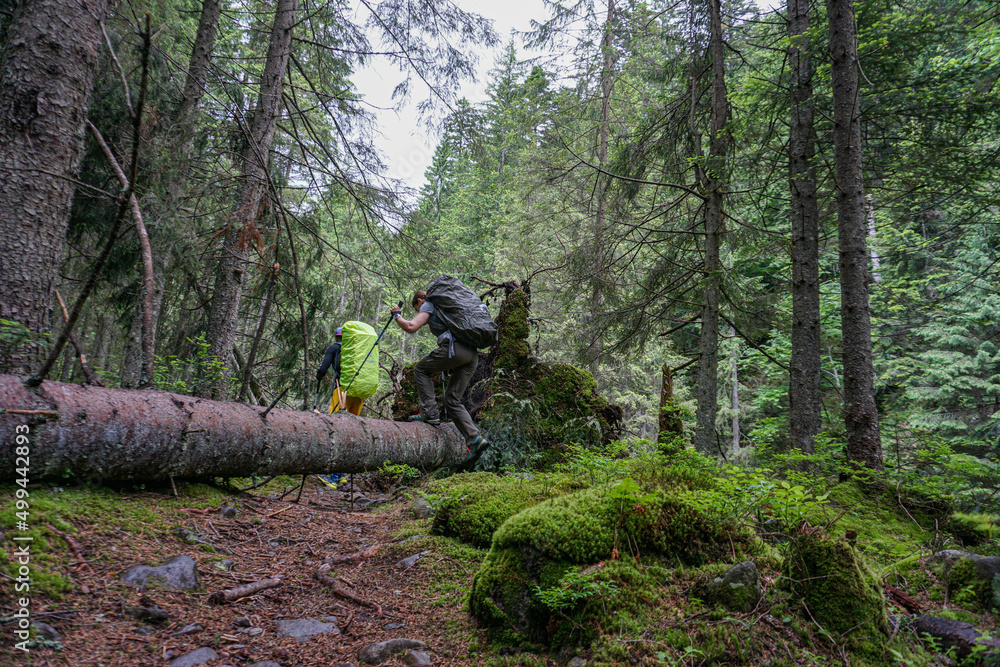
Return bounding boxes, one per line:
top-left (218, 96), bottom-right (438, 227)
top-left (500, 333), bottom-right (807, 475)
top-left (312, 381), bottom-right (321, 411)
top-left (341, 301), bottom-right (403, 398)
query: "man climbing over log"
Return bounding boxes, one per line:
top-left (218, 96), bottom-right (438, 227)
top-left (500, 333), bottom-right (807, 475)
top-left (391, 276), bottom-right (497, 470)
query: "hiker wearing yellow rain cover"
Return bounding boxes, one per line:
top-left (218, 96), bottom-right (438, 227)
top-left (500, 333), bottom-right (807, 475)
top-left (331, 320), bottom-right (379, 415)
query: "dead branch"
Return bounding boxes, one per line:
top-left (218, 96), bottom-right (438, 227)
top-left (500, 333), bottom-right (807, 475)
top-left (315, 563), bottom-right (382, 615)
top-left (54, 291), bottom-right (103, 386)
top-left (46, 524), bottom-right (92, 572)
top-left (208, 576), bottom-right (284, 604)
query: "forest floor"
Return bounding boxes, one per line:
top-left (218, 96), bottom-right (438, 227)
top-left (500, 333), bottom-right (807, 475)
top-left (0, 475), bottom-right (494, 667)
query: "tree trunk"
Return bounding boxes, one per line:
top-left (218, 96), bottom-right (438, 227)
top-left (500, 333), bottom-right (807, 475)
top-left (827, 0), bottom-right (883, 474)
top-left (119, 0), bottom-right (223, 387)
top-left (586, 0), bottom-right (616, 377)
top-left (0, 375), bottom-right (463, 482)
top-left (730, 327), bottom-right (739, 450)
top-left (203, 0), bottom-right (297, 399)
top-left (693, 0), bottom-right (729, 455)
top-left (788, 0), bottom-right (822, 454)
top-left (0, 0), bottom-right (110, 372)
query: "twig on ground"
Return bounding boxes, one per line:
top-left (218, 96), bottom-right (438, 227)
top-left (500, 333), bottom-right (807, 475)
top-left (208, 577), bottom-right (284, 605)
top-left (46, 524), bottom-right (91, 572)
top-left (315, 564), bottom-right (382, 615)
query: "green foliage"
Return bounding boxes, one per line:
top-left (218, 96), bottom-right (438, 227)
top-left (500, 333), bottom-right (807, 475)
top-left (0, 318), bottom-right (46, 371)
top-left (768, 482), bottom-right (830, 534)
top-left (534, 564), bottom-right (620, 612)
top-left (152, 333), bottom-right (227, 395)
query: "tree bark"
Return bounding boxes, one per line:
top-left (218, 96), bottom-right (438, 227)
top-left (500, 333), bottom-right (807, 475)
top-left (788, 0), bottom-right (821, 453)
top-left (827, 0), bottom-right (883, 473)
top-left (0, 375), bottom-right (464, 482)
top-left (203, 0), bottom-right (297, 399)
top-left (0, 0), bottom-right (110, 372)
top-left (693, 0), bottom-right (729, 455)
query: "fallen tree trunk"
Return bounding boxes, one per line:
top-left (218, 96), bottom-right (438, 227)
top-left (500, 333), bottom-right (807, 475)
top-left (0, 375), bottom-right (463, 482)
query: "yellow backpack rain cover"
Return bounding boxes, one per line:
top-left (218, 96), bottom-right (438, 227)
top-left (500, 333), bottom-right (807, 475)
top-left (340, 320), bottom-right (378, 399)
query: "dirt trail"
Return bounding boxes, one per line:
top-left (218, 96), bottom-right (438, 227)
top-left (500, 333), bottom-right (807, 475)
top-left (6, 478), bottom-right (490, 667)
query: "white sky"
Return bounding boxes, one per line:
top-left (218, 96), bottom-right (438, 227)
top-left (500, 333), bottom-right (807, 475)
top-left (354, 0), bottom-right (783, 198)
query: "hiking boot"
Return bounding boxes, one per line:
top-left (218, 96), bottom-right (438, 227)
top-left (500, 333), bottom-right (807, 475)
top-left (408, 413), bottom-right (441, 426)
top-left (459, 435), bottom-right (490, 470)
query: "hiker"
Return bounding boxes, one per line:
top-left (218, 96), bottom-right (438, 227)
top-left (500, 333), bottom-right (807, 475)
top-left (317, 326), bottom-right (365, 416)
top-left (391, 282), bottom-right (491, 469)
top-left (315, 327), bottom-right (348, 488)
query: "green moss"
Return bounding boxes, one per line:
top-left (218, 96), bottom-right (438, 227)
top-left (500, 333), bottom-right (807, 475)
top-left (784, 533), bottom-right (890, 640)
top-left (0, 483), bottom-right (225, 599)
top-left (472, 473), bottom-right (759, 647)
top-left (806, 481), bottom-right (935, 570)
top-left (427, 473), bottom-right (588, 548)
top-left (494, 288), bottom-right (532, 373)
top-left (493, 486), bottom-right (617, 563)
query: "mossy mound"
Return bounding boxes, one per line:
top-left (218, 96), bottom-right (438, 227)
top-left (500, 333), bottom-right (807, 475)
top-left (426, 473), bottom-right (589, 548)
top-left (471, 476), bottom-right (757, 645)
top-left (784, 532), bottom-right (890, 641)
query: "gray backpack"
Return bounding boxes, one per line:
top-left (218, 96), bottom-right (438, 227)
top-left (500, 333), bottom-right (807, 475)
top-left (426, 275), bottom-right (498, 349)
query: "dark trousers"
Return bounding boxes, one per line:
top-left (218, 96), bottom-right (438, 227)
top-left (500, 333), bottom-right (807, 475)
top-left (414, 340), bottom-right (479, 445)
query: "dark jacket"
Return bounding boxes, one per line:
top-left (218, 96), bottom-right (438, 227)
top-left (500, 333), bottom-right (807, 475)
top-left (317, 342), bottom-right (342, 383)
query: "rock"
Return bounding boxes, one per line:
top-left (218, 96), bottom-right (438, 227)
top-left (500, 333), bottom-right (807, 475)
top-left (351, 497), bottom-right (374, 509)
top-left (31, 621), bottom-right (61, 642)
top-left (396, 550), bottom-right (432, 569)
top-left (566, 658), bottom-right (587, 667)
top-left (124, 605), bottom-right (171, 624)
top-left (235, 616), bottom-right (251, 627)
top-left (784, 533), bottom-right (889, 637)
top-left (238, 627), bottom-right (264, 636)
top-left (219, 504), bottom-right (239, 518)
top-left (357, 638), bottom-right (426, 664)
top-left (134, 626), bottom-right (154, 636)
top-left (275, 618), bottom-right (340, 641)
top-left (384, 622), bottom-right (405, 630)
top-left (169, 647), bottom-right (219, 667)
top-left (931, 550), bottom-right (1000, 609)
top-left (121, 555), bottom-right (201, 591)
top-left (403, 649), bottom-right (434, 666)
top-left (910, 614), bottom-right (1000, 661)
top-left (170, 623), bottom-right (204, 637)
top-left (702, 561), bottom-right (762, 613)
top-left (247, 662), bottom-right (284, 667)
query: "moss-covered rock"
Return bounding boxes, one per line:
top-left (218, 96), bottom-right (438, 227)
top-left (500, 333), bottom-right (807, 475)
top-left (699, 561), bottom-right (763, 613)
top-left (427, 473), bottom-right (588, 548)
top-left (934, 550), bottom-right (1000, 609)
top-left (470, 475), bottom-right (757, 645)
top-left (784, 533), bottom-right (890, 640)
